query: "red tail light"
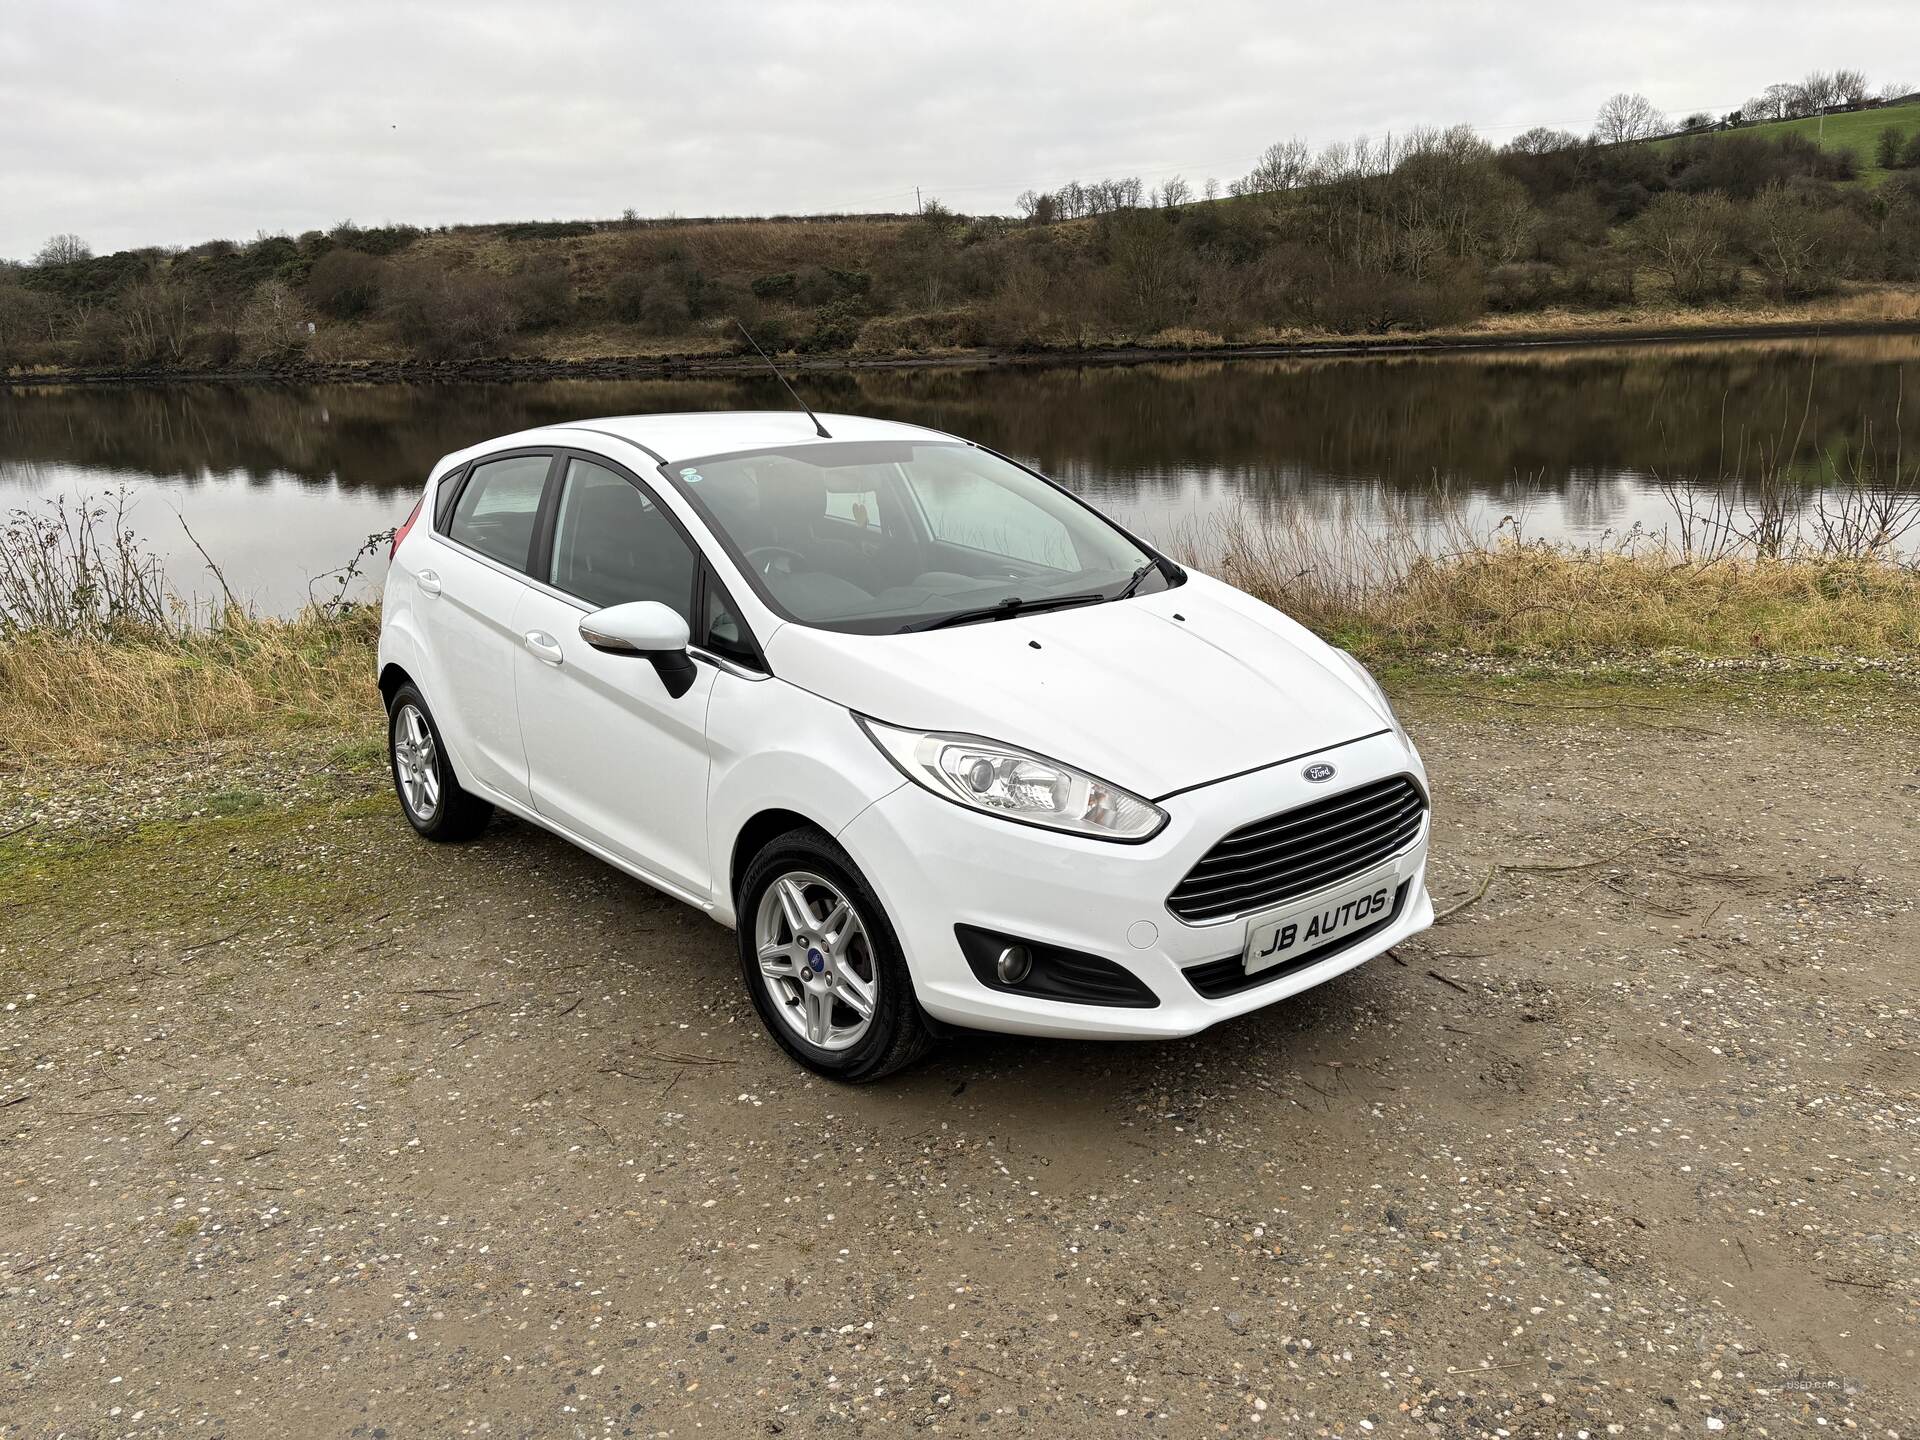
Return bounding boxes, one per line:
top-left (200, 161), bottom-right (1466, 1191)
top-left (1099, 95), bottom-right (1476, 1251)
top-left (391, 494), bottom-right (424, 559)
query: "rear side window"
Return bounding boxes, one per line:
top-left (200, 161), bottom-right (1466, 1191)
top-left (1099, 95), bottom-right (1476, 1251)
top-left (547, 458), bottom-right (697, 619)
top-left (447, 454), bottom-right (551, 571)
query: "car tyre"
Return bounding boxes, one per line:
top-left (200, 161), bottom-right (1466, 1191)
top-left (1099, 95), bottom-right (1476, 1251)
top-left (387, 682), bottom-right (492, 842)
top-left (737, 827), bottom-right (935, 1082)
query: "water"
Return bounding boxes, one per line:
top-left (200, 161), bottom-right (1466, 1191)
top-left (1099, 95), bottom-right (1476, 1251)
top-left (2, 336), bottom-right (1915, 615)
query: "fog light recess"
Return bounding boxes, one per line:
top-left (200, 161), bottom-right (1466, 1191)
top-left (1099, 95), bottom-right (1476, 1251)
top-left (954, 925), bottom-right (1159, 1008)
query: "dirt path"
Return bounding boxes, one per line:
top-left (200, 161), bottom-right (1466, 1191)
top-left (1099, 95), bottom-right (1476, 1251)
top-left (2, 683), bottom-right (1917, 1437)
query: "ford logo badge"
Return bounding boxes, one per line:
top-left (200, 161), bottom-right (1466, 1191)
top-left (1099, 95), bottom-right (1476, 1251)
top-left (1303, 762), bottom-right (1337, 783)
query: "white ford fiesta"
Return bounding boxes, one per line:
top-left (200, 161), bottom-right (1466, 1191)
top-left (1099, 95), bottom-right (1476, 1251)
top-left (377, 409), bottom-right (1433, 1080)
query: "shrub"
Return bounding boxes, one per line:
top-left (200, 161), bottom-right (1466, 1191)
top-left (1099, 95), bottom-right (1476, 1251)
top-left (608, 271), bottom-right (692, 334)
top-left (1486, 262), bottom-right (1557, 311)
top-left (794, 299), bottom-right (865, 352)
top-left (0, 281), bottom-right (54, 368)
top-left (496, 220), bottom-right (595, 241)
top-left (382, 261), bottom-right (512, 359)
top-left (750, 272), bottom-right (798, 300)
top-left (306, 249), bottom-right (385, 319)
top-left (342, 225), bottom-right (422, 257)
top-left (1561, 254), bottom-right (1636, 306)
top-left (507, 256), bottom-right (572, 330)
top-left (1629, 192), bottom-right (1744, 301)
top-left (852, 309), bottom-right (982, 353)
top-left (69, 309), bottom-right (125, 366)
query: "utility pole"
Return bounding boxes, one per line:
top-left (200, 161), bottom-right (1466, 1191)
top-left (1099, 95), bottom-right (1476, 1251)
top-left (915, 186), bottom-right (921, 214)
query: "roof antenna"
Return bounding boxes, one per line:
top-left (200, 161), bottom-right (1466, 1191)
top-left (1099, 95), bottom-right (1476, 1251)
top-left (734, 319), bottom-right (830, 438)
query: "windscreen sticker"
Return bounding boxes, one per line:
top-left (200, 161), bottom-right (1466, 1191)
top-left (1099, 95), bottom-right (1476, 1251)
top-left (679, 467), bottom-right (703, 484)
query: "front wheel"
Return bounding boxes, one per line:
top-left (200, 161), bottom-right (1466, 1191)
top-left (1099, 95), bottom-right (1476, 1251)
top-left (737, 828), bottom-right (934, 1082)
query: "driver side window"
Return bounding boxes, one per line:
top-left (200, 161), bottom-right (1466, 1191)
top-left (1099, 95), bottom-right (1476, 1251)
top-left (547, 458), bottom-right (696, 620)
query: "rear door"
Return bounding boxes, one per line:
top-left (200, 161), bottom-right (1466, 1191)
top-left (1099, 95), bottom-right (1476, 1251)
top-left (512, 453), bottom-right (717, 896)
top-left (415, 449), bottom-right (556, 805)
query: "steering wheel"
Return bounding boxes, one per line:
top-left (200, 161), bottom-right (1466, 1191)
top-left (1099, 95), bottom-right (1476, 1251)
top-left (745, 545), bottom-right (809, 576)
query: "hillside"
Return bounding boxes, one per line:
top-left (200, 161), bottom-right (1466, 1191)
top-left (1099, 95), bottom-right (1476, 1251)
top-left (5, 121), bottom-right (1920, 379)
top-left (1664, 99), bottom-right (1920, 186)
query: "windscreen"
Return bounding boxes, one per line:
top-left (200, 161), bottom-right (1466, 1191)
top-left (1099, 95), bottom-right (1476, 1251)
top-left (663, 441), bottom-right (1170, 634)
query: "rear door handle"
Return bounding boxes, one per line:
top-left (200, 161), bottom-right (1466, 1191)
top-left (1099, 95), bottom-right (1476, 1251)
top-left (524, 630), bottom-right (564, 666)
top-left (416, 568), bottom-right (442, 597)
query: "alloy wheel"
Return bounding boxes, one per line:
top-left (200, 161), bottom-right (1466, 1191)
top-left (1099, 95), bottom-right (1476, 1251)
top-left (753, 870), bottom-right (878, 1051)
top-left (393, 702), bottom-right (441, 821)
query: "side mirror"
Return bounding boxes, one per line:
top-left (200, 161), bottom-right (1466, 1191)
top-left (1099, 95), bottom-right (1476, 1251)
top-left (578, 601), bottom-right (697, 698)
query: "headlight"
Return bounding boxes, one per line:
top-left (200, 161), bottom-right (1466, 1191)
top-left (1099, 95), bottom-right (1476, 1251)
top-left (857, 718), bottom-right (1167, 842)
top-left (1335, 649), bottom-right (1407, 742)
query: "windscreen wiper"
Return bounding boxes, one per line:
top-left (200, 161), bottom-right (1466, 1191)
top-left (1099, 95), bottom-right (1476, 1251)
top-left (1111, 558), bottom-right (1163, 603)
top-left (906, 591), bottom-right (1107, 632)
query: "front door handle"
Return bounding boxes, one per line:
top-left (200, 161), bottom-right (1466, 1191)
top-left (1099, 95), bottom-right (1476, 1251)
top-left (416, 568), bottom-right (442, 597)
top-left (524, 630), bottom-right (564, 666)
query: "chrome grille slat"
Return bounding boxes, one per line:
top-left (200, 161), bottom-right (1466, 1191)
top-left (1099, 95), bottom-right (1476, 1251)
top-left (1168, 775), bottom-right (1427, 924)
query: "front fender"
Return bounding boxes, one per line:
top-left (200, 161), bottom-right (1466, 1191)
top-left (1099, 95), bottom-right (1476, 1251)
top-left (704, 674), bottom-right (905, 928)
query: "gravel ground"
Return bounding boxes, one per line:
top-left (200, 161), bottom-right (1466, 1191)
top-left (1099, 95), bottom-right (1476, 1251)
top-left (1, 681), bottom-right (1917, 1438)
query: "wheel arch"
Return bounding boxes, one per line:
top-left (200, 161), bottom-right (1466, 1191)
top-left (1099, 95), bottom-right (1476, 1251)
top-left (729, 807), bottom-right (824, 910)
top-left (378, 662), bottom-right (414, 709)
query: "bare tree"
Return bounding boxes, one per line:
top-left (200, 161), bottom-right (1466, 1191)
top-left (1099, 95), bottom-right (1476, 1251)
top-left (1159, 174), bottom-right (1192, 208)
top-left (34, 233), bottom-right (91, 266)
top-left (1745, 84), bottom-right (1797, 122)
top-left (1833, 68), bottom-right (1869, 105)
top-left (1202, 177), bottom-right (1220, 201)
top-left (1504, 126), bottom-right (1580, 155)
top-left (1881, 80), bottom-right (1915, 102)
top-left (1629, 192), bottom-right (1742, 301)
top-left (1594, 93), bottom-right (1668, 144)
top-left (1799, 70), bottom-right (1840, 112)
top-left (1241, 138), bottom-right (1311, 194)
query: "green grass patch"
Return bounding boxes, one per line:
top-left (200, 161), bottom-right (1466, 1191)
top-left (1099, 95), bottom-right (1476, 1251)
top-left (0, 793), bottom-right (403, 978)
top-left (1681, 100), bottom-right (1920, 185)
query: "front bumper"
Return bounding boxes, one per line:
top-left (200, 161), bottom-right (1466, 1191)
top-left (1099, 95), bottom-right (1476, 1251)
top-left (838, 729), bottom-right (1432, 1040)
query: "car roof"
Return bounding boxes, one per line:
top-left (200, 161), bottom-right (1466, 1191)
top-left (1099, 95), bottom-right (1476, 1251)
top-left (464, 411), bottom-right (959, 469)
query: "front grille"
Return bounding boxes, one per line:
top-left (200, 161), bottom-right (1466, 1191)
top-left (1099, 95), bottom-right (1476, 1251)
top-left (1167, 774), bottom-right (1426, 924)
top-left (1184, 881), bottom-right (1410, 998)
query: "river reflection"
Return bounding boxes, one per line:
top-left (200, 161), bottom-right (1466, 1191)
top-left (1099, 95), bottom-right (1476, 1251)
top-left (2, 336), bottom-right (1915, 614)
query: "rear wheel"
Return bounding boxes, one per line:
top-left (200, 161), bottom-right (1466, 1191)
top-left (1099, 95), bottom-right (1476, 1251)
top-left (737, 828), bottom-right (934, 1082)
top-left (387, 683), bottom-right (492, 842)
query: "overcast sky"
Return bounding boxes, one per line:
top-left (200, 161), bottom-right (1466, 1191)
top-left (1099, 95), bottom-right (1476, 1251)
top-left (3, 0), bottom-right (1915, 261)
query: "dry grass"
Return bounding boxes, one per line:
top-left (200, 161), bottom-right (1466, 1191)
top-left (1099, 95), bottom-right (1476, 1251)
top-left (5, 471), bottom-right (1918, 771)
top-left (0, 610), bottom-right (379, 768)
top-left (1193, 508), bottom-right (1920, 659)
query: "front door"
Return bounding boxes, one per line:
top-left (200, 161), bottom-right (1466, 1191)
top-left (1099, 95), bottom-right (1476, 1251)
top-left (513, 454), bottom-right (715, 897)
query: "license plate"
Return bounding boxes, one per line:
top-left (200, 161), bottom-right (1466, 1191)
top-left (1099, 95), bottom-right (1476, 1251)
top-left (1243, 875), bottom-right (1397, 976)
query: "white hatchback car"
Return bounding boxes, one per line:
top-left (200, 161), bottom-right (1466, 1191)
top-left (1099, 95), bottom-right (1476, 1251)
top-left (378, 411), bottom-right (1433, 1079)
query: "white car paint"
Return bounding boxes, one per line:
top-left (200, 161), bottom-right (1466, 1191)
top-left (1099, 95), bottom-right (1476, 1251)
top-left (377, 411), bottom-right (1432, 1045)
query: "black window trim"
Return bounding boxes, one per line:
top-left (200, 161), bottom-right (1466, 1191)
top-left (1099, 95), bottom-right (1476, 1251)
top-left (536, 446), bottom-right (769, 677)
top-left (693, 561), bottom-right (769, 675)
top-left (432, 461), bottom-right (471, 534)
top-left (435, 447), bottom-right (563, 574)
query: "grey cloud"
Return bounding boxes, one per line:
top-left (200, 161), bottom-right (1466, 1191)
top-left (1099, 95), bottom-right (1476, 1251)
top-left (3, 0), bottom-right (1913, 258)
